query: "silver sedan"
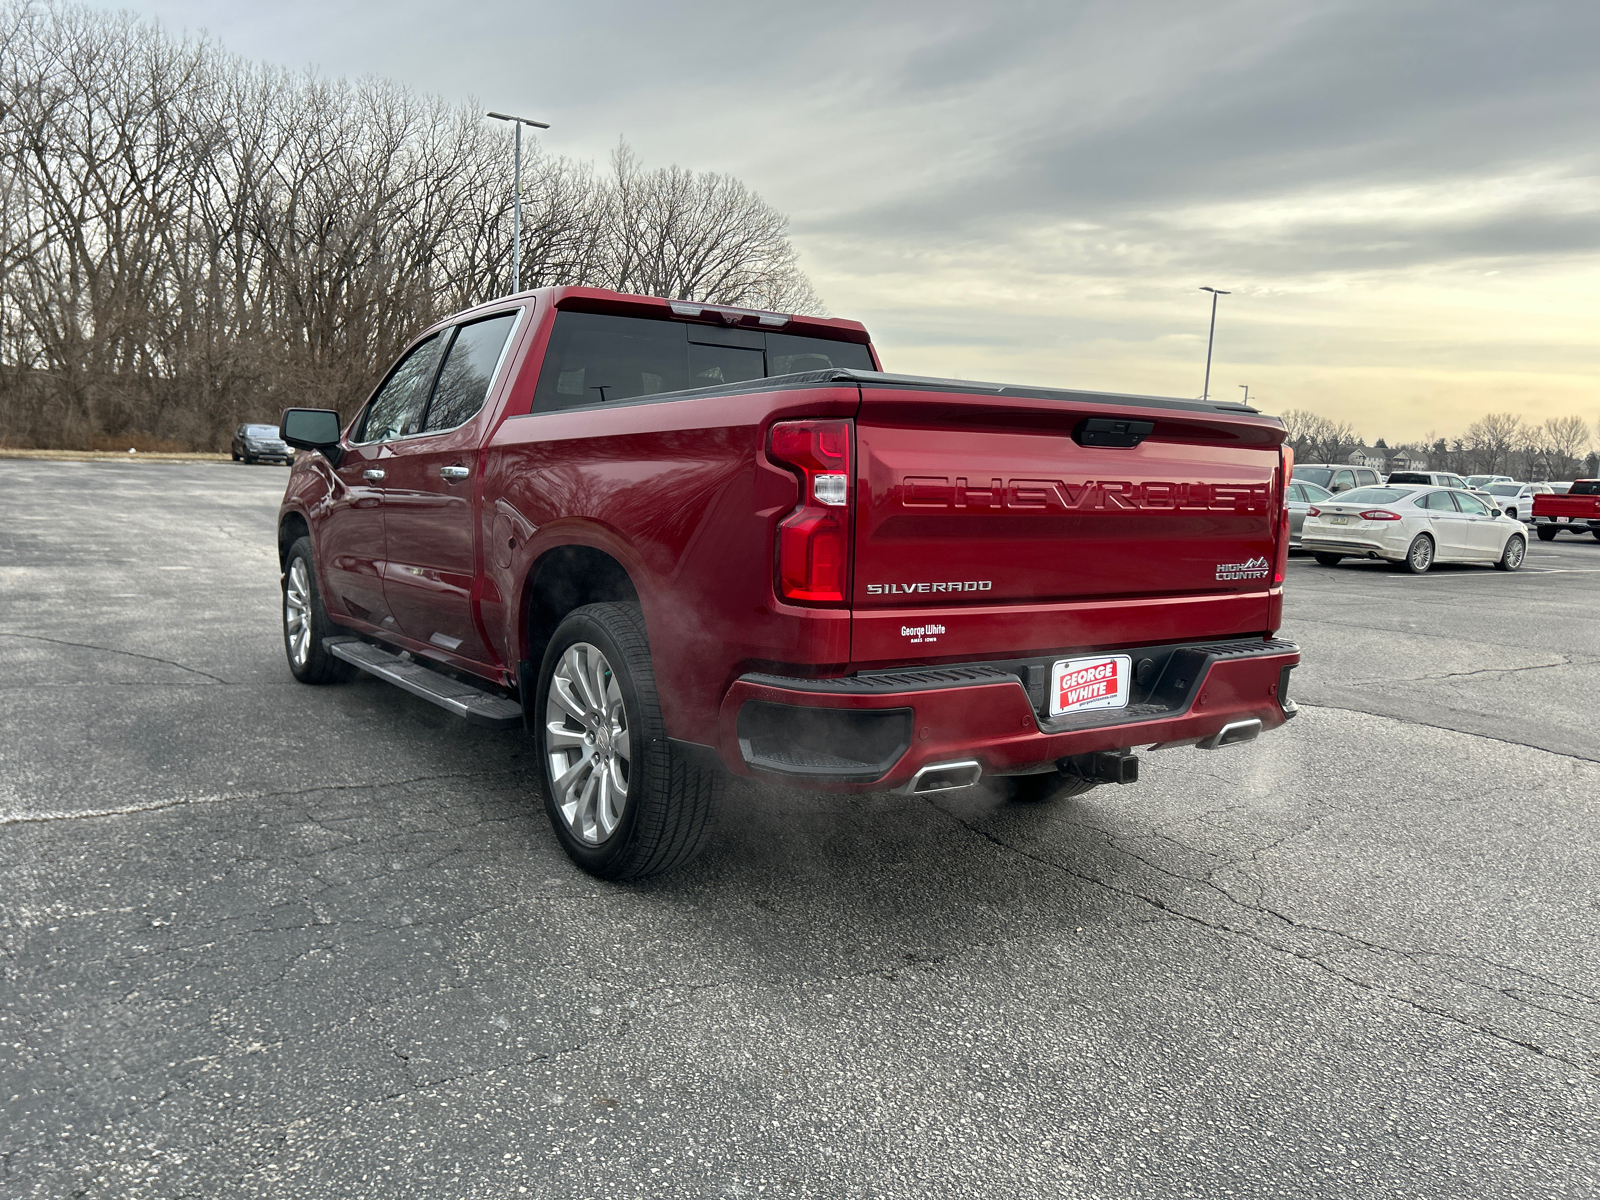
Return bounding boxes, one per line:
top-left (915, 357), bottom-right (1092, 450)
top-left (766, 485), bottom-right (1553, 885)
top-left (1286, 479), bottom-right (1332, 549)
top-left (1301, 485), bottom-right (1527, 574)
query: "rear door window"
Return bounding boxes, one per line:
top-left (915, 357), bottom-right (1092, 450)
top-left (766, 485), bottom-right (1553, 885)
top-left (1422, 490), bottom-right (1459, 512)
top-left (358, 335), bottom-right (445, 442)
top-left (424, 312), bottom-right (519, 432)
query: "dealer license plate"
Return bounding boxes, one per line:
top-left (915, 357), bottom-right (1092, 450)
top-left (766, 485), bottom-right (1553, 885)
top-left (1050, 654), bottom-right (1132, 717)
top-left (1559, 516), bottom-right (1570, 523)
top-left (1329, 515), bottom-right (1350, 525)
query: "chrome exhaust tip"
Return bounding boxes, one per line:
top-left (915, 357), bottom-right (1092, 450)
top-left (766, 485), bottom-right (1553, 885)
top-left (1196, 719), bottom-right (1263, 750)
top-left (901, 760), bottom-right (982, 794)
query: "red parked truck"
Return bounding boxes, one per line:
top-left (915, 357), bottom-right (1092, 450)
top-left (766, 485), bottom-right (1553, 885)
top-left (1531, 481), bottom-right (1600, 541)
top-left (277, 287), bottom-right (1301, 878)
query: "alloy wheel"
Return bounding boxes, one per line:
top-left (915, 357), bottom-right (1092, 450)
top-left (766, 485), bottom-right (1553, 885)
top-left (544, 642), bottom-right (631, 845)
top-left (284, 558), bottom-right (313, 667)
top-left (1409, 536), bottom-right (1434, 572)
top-left (1504, 536), bottom-right (1525, 569)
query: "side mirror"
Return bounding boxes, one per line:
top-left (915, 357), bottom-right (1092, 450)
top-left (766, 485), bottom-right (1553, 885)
top-left (280, 409), bottom-right (344, 466)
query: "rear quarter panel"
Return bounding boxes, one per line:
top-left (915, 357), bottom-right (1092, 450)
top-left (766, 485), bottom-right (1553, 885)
top-left (482, 386), bottom-right (862, 745)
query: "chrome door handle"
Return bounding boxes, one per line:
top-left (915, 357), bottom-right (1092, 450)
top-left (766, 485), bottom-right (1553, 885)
top-left (439, 465), bottom-right (470, 481)
top-left (362, 468), bottom-right (386, 482)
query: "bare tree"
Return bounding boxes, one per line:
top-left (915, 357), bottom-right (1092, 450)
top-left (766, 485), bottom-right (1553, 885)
top-left (1534, 415), bottom-right (1592, 480)
top-left (1463, 412), bottom-right (1523, 477)
top-left (601, 143), bottom-right (822, 314)
top-left (1275, 408), bottom-right (1359, 464)
top-left (0, 1), bottom-right (825, 449)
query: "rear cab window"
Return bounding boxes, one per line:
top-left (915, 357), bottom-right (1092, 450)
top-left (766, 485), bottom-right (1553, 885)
top-left (1570, 481), bottom-right (1600, 495)
top-left (530, 311), bottom-right (875, 414)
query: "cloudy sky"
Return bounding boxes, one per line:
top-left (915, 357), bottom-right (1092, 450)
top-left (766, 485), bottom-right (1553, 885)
top-left (89, 0), bottom-right (1600, 443)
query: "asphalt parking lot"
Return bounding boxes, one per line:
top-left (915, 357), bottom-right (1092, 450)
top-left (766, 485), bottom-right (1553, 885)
top-left (2, 459), bottom-right (1596, 1199)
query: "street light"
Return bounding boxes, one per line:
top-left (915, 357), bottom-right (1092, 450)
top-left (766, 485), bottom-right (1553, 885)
top-left (487, 110), bottom-right (551, 296)
top-left (1239, 384), bottom-right (1251, 404)
top-left (1199, 286), bottom-right (1230, 402)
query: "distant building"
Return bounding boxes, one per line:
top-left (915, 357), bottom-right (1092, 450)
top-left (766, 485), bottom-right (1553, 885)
top-left (1347, 446), bottom-right (1388, 470)
top-left (1343, 445), bottom-right (1428, 473)
top-left (1388, 448), bottom-right (1428, 471)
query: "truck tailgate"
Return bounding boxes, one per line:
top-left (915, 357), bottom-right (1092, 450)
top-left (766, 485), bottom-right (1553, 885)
top-left (851, 384), bottom-right (1285, 664)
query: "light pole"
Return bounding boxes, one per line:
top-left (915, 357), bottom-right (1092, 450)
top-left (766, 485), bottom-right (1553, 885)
top-left (1199, 286), bottom-right (1230, 401)
top-left (1239, 384), bottom-right (1250, 404)
top-left (487, 110), bottom-right (551, 296)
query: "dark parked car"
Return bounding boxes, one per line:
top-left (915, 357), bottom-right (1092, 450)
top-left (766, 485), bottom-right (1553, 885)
top-left (232, 423), bottom-right (293, 464)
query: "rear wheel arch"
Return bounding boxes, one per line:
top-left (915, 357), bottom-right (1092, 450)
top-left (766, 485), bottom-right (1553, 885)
top-left (521, 544), bottom-right (642, 677)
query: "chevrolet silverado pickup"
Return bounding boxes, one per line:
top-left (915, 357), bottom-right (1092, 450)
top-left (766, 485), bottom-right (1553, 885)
top-left (276, 287), bottom-right (1301, 879)
top-left (1531, 480), bottom-right (1600, 541)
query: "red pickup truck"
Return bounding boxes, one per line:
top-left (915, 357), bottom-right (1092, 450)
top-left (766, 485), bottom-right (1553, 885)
top-left (1531, 481), bottom-right (1600, 541)
top-left (277, 287), bottom-right (1300, 878)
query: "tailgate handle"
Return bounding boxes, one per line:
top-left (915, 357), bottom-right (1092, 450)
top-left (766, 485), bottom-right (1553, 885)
top-left (1074, 417), bottom-right (1154, 448)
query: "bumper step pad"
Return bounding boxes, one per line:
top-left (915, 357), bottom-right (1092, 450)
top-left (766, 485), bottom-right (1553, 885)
top-left (326, 638), bottom-right (523, 730)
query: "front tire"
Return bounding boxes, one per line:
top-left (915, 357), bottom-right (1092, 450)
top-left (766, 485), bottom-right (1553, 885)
top-left (1495, 534), bottom-right (1526, 571)
top-left (282, 536), bottom-right (354, 684)
top-left (1537, 526), bottom-right (1557, 541)
top-left (536, 602), bottom-right (719, 880)
top-left (1400, 533), bottom-right (1435, 574)
top-left (1313, 553), bottom-right (1343, 567)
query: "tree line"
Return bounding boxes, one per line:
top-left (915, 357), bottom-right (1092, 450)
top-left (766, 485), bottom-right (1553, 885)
top-left (0, 1), bottom-right (821, 451)
top-left (1278, 409), bottom-right (1598, 482)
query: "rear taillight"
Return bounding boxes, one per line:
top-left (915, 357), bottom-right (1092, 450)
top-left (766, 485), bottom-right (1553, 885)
top-left (1360, 510), bottom-right (1401, 521)
top-left (769, 419), bottom-right (852, 604)
top-left (1307, 506), bottom-right (1321, 517)
top-left (1274, 445), bottom-right (1294, 585)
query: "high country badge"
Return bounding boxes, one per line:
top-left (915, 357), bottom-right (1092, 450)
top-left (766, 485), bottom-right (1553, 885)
top-left (1215, 556), bottom-right (1271, 581)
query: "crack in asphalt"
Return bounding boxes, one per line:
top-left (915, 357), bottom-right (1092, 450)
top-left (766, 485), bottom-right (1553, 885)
top-left (1333, 653), bottom-right (1600, 689)
top-left (1294, 699), bottom-right (1600, 764)
top-left (0, 770), bottom-right (527, 828)
top-left (921, 796), bottom-right (1598, 1074)
top-left (0, 632), bottom-right (232, 685)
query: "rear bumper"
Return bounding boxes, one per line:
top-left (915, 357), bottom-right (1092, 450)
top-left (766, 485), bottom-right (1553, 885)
top-left (1300, 531), bottom-right (1406, 559)
top-left (1533, 515), bottom-right (1598, 530)
top-left (716, 637), bottom-right (1300, 791)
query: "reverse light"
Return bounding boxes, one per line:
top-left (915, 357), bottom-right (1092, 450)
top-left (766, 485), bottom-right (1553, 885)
top-left (770, 419), bottom-right (853, 604)
top-left (1360, 510), bottom-right (1402, 521)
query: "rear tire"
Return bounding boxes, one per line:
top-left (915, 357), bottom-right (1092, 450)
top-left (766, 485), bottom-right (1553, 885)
top-left (231, 449), bottom-right (240, 462)
top-left (282, 536), bottom-right (354, 684)
top-left (1312, 553), bottom-right (1343, 567)
top-left (1592, 529), bottom-right (1600, 543)
top-left (1400, 533), bottom-right (1435, 573)
top-left (989, 772), bottom-right (1099, 804)
top-left (1495, 534), bottom-right (1525, 571)
top-left (535, 602), bottom-right (719, 881)
top-left (1537, 526), bottom-right (1557, 541)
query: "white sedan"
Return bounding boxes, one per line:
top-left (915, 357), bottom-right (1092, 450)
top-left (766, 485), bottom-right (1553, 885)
top-left (1301, 485), bottom-right (1527, 574)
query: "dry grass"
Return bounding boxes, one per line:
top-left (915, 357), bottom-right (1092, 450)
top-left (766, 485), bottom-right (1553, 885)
top-left (0, 448), bottom-right (231, 462)
top-left (88, 433), bottom-right (194, 453)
